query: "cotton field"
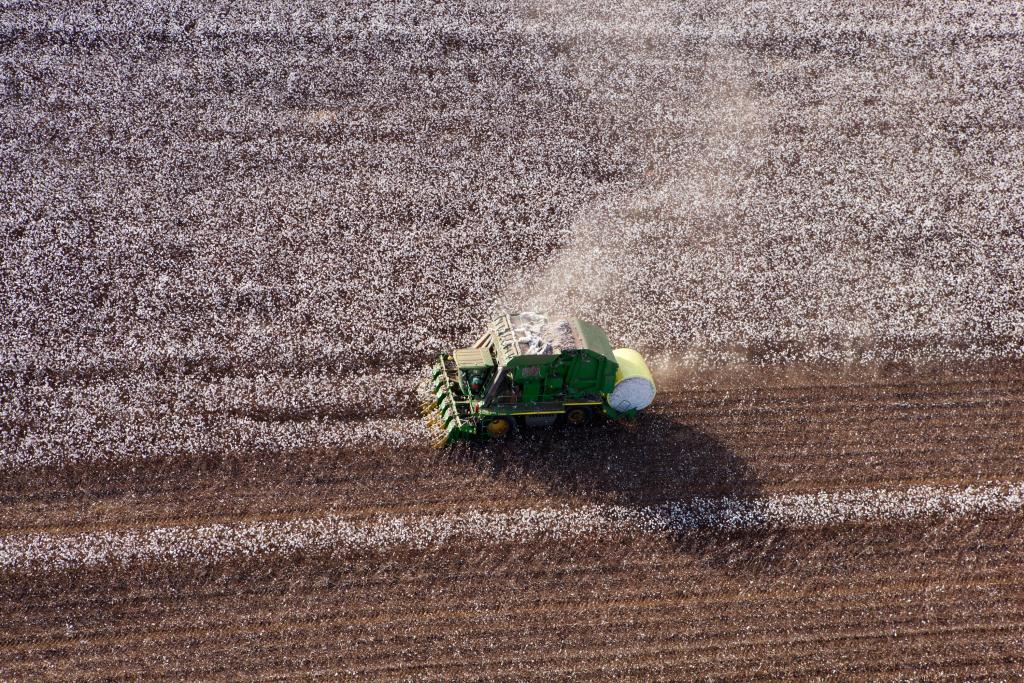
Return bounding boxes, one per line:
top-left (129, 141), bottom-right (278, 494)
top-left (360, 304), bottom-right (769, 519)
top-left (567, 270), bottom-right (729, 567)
top-left (2, 0), bottom-right (1024, 679)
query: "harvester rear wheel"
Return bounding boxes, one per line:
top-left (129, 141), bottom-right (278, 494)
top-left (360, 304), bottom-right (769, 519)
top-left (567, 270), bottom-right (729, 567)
top-left (565, 407), bottom-right (591, 426)
top-left (486, 418), bottom-right (511, 438)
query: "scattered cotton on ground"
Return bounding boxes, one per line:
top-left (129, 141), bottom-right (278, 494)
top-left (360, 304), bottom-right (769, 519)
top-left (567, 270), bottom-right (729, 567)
top-left (4, 482), bottom-right (1021, 571)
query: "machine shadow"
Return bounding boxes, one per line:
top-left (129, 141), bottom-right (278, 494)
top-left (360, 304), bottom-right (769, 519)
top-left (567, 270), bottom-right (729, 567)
top-left (449, 412), bottom-right (778, 566)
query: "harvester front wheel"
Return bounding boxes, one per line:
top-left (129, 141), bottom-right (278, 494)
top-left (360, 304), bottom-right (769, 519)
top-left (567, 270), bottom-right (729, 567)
top-left (565, 407), bottom-right (591, 426)
top-left (486, 418), bottom-right (511, 438)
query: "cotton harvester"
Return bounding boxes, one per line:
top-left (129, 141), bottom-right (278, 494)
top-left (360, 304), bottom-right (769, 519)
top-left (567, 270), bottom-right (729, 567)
top-left (422, 312), bottom-right (656, 447)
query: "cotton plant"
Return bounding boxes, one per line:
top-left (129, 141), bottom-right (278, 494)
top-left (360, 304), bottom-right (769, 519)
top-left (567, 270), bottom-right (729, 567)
top-left (2, 481), bottom-right (1022, 571)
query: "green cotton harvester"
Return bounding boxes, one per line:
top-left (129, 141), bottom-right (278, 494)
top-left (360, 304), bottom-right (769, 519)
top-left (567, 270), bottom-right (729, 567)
top-left (422, 312), bottom-right (656, 447)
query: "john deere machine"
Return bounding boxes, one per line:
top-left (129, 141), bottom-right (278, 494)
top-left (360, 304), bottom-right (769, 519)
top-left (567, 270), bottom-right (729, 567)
top-left (422, 312), bottom-right (656, 447)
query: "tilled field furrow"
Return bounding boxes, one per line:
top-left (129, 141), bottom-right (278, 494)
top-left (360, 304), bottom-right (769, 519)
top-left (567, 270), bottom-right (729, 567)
top-left (663, 390), bottom-right (1024, 411)
top-left (523, 651), bottom-right (1020, 683)
top-left (667, 372), bottom-right (1024, 395)
top-left (6, 583), bottom-right (1022, 662)
top-left (661, 392), bottom-right (1024, 416)
top-left (699, 649), bottom-right (1024, 682)
top-left (62, 645), bottom-right (1021, 683)
top-left (242, 623), bottom-right (1022, 680)
top-left (8, 516), bottom-right (1024, 679)
top-left (678, 372), bottom-right (1024, 390)
top-left (702, 441), bottom-right (1024, 465)
top-left (15, 614), bottom-right (1021, 682)
top-left (659, 399), bottom-right (1024, 422)
top-left (7, 580), bottom-right (1023, 660)
top-left (6, 553), bottom-right (1023, 657)
top-left (669, 407), bottom-right (1024, 436)
top-left (672, 388), bottom-right (1024, 408)
top-left (666, 387), bottom-right (1024, 414)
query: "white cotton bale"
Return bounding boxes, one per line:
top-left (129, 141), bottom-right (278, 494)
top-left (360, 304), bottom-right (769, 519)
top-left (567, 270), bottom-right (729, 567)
top-left (608, 348), bottom-right (656, 412)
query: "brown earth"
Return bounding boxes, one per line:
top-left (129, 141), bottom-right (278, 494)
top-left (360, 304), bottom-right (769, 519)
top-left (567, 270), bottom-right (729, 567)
top-left (2, 361), bottom-right (1024, 680)
top-left (2, 520), bottom-right (1023, 681)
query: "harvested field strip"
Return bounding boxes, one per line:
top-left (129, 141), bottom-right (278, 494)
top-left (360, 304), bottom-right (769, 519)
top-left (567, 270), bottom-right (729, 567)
top-left (64, 629), bottom-right (1014, 682)
top-left (3, 482), bottom-right (1022, 571)
top-left (8, 589), bottom-right (1020, 657)
top-left (666, 372), bottom-right (1024, 395)
top-left (683, 399), bottom-right (1024, 415)
top-left (7, 565), bottom-right (1023, 630)
top-left (302, 633), bottom-right (1022, 678)
top-left (728, 442), bottom-right (1024, 463)
top-left (5, 523), bottom-right (1021, 681)
top-left (9, 601), bottom-right (1019, 667)
top-left (711, 405), bottom-right (1020, 420)
top-left (8, 586), bottom-right (1020, 650)
top-left (666, 377), bottom-right (1024, 397)
top-left (9, 618), bottom-right (1021, 680)
top-left (671, 400), bottom-right (1024, 422)
top-left (5, 612), bottom-right (1021, 675)
top-left (675, 406), bottom-right (1023, 425)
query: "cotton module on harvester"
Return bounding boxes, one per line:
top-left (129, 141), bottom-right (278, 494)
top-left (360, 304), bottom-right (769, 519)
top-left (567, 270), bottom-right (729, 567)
top-left (423, 312), bottom-right (657, 447)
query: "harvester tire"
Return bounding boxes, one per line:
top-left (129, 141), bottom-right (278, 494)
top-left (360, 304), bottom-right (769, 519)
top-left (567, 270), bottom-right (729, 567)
top-left (486, 418), bottom-right (511, 438)
top-left (565, 407), bottom-right (591, 426)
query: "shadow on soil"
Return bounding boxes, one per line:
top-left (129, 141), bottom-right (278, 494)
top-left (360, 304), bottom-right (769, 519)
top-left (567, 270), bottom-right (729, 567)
top-left (448, 411), bottom-right (779, 567)
top-left (453, 412), bottom-right (758, 504)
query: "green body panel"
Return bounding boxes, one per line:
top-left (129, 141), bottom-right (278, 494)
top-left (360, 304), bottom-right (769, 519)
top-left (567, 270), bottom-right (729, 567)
top-left (423, 312), bottom-right (628, 445)
top-left (573, 319), bottom-right (617, 364)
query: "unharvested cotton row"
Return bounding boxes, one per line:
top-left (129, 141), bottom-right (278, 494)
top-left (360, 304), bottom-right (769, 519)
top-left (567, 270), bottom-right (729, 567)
top-left (2, 482), bottom-right (1022, 572)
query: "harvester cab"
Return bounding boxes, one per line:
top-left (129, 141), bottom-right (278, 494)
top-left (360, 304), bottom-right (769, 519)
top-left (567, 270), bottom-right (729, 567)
top-left (422, 312), bottom-right (656, 447)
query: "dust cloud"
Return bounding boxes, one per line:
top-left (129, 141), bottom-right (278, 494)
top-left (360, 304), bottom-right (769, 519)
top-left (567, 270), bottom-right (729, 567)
top-left (500, 33), bottom-right (764, 369)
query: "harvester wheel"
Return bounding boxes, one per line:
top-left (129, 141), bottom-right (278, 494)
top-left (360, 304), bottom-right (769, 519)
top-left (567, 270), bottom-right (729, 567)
top-left (486, 418), bottom-right (511, 438)
top-left (565, 407), bottom-right (591, 426)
